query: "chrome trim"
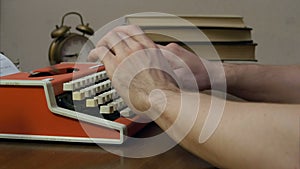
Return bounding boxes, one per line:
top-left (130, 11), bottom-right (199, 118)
top-left (0, 133), bottom-right (122, 144)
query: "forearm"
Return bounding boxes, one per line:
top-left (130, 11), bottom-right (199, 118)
top-left (220, 63), bottom-right (300, 103)
top-left (151, 89), bottom-right (299, 169)
top-left (88, 25), bottom-right (299, 168)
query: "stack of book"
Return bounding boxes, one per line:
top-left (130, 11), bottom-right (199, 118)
top-left (124, 14), bottom-right (256, 62)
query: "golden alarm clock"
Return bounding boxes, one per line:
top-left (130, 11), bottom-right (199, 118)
top-left (49, 12), bottom-right (94, 65)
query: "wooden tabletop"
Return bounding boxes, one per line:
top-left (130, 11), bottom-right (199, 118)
top-left (0, 123), bottom-right (215, 169)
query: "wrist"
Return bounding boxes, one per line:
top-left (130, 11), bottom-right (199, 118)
top-left (201, 61), bottom-right (226, 91)
top-left (193, 60), bottom-right (216, 91)
top-left (128, 73), bottom-right (179, 113)
top-left (222, 63), bottom-right (238, 90)
top-left (129, 85), bottom-right (180, 122)
top-left (208, 63), bottom-right (238, 92)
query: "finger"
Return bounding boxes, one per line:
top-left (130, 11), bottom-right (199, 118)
top-left (88, 46), bottom-right (117, 78)
top-left (88, 46), bottom-right (113, 63)
top-left (116, 31), bottom-right (137, 49)
top-left (117, 31), bottom-right (145, 52)
top-left (114, 25), bottom-right (157, 48)
top-left (96, 30), bottom-right (130, 56)
top-left (88, 48), bottom-right (100, 62)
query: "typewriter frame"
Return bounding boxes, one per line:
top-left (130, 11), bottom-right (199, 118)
top-left (0, 63), bottom-right (147, 144)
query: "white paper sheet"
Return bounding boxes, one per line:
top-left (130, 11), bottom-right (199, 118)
top-left (0, 53), bottom-right (20, 76)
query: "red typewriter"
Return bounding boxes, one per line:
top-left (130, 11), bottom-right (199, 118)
top-left (0, 63), bottom-right (147, 144)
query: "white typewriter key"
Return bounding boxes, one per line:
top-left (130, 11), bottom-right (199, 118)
top-left (120, 107), bottom-right (135, 118)
top-left (100, 103), bottom-right (115, 114)
top-left (63, 71), bottom-right (108, 91)
top-left (73, 82), bottom-right (81, 90)
top-left (99, 71), bottom-right (107, 80)
top-left (75, 80), bottom-right (85, 89)
top-left (73, 79), bottom-right (111, 100)
top-left (97, 92), bottom-right (110, 104)
top-left (84, 90), bottom-right (93, 98)
top-left (86, 98), bottom-right (98, 107)
top-left (63, 79), bottom-right (82, 91)
top-left (109, 89), bottom-right (119, 100)
top-left (72, 80), bottom-right (83, 90)
top-left (97, 94), bottom-right (106, 104)
top-left (114, 98), bottom-right (126, 111)
top-left (85, 77), bottom-right (92, 86)
top-left (102, 80), bottom-right (111, 90)
top-left (63, 82), bottom-right (74, 91)
top-left (72, 91), bottom-right (85, 100)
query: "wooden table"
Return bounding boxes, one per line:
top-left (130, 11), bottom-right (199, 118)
top-left (0, 123), bottom-right (215, 169)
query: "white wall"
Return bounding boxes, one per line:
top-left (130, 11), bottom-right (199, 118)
top-left (1, 0), bottom-right (299, 71)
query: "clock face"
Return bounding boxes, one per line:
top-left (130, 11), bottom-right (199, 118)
top-left (60, 34), bottom-right (95, 63)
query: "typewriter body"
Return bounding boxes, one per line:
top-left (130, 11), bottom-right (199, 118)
top-left (0, 63), bottom-right (147, 144)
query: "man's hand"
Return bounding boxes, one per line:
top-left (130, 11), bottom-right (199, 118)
top-left (88, 25), bottom-right (179, 112)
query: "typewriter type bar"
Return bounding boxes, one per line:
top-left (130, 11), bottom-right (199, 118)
top-left (0, 63), bottom-right (147, 144)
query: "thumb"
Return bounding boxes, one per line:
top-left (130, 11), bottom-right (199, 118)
top-left (88, 46), bottom-right (116, 78)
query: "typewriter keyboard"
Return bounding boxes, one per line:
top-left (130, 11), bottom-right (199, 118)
top-left (56, 70), bottom-right (135, 121)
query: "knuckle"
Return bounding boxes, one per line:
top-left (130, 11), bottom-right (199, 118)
top-left (123, 24), bottom-right (141, 30)
top-left (112, 26), bottom-right (122, 33)
top-left (167, 43), bottom-right (180, 49)
top-left (130, 25), bottom-right (142, 31)
top-left (106, 30), bottom-right (117, 39)
top-left (132, 43), bottom-right (144, 51)
top-left (90, 48), bottom-right (101, 57)
top-left (89, 48), bottom-right (97, 56)
top-left (166, 43), bottom-right (181, 53)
